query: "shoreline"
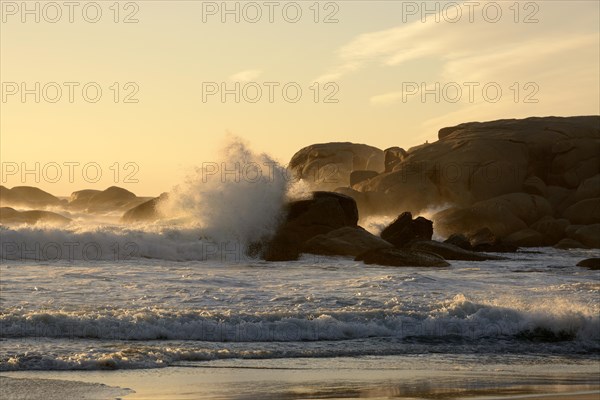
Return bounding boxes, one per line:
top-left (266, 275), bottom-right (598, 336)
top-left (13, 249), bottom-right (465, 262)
top-left (2, 356), bottom-right (599, 399)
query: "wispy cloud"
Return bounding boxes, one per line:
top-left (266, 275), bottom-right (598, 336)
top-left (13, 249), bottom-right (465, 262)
top-left (229, 69), bottom-right (262, 82)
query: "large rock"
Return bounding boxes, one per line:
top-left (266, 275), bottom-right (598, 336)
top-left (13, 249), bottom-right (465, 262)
top-left (288, 143), bottom-right (384, 190)
top-left (0, 186), bottom-right (62, 208)
top-left (408, 240), bottom-right (504, 261)
top-left (530, 216), bottom-right (570, 246)
top-left (350, 170), bottom-right (379, 187)
top-left (576, 258), bottom-right (600, 270)
top-left (467, 228), bottom-right (519, 252)
top-left (353, 116), bottom-right (599, 215)
top-left (575, 175), bottom-right (600, 202)
top-left (563, 198), bottom-right (600, 224)
top-left (263, 192), bottom-right (359, 261)
top-left (303, 227), bottom-right (393, 257)
top-left (384, 147), bottom-right (407, 172)
top-left (380, 212), bottom-right (433, 247)
top-left (554, 238), bottom-right (587, 249)
top-left (570, 224), bottom-right (600, 248)
top-left (0, 207), bottom-right (70, 225)
top-left (433, 193), bottom-right (552, 239)
top-left (355, 247), bottom-right (450, 267)
top-left (122, 193), bottom-right (168, 222)
top-left (69, 186), bottom-right (147, 213)
top-left (504, 228), bottom-right (544, 247)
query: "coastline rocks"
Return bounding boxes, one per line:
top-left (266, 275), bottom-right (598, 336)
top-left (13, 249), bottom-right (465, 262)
top-left (554, 238), bottom-right (587, 249)
top-left (408, 240), bottom-right (505, 261)
top-left (122, 193), bottom-right (168, 222)
top-left (303, 227), bottom-right (393, 257)
top-left (350, 170), bottom-right (379, 187)
top-left (504, 228), bottom-right (544, 247)
top-left (576, 258), bottom-right (600, 270)
top-left (467, 228), bottom-right (518, 252)
top-left (69, 186), bottom-right (148, 213)
top-left (530, 216), bottom-right (570, 246)
top-left (356, 247), bottom-right (450, 267)
top-left (288, 143), bottom-right (384, 189)
top-left (0, 186), bottom-right (62, 208)
top-left (0, 207), bottom-right (70, 225)
top-left (569, 224), bottom-right (600, 248)
top-left (380, 212), bottom-right (433, 247)
top-left (563, 198), bottom-right (600, 224)
top-left (263, 192), bottom-right (359, 261)
top-left (383, 147), bottom-right (407, 172)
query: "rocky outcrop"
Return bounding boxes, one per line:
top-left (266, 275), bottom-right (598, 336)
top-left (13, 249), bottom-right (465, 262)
top-left (262, 192), bottom-right (359, 261)
top-left (303, 227), bottom-right (393, 257)
top-left (568, 224), bottom-right (600, 248)
top-left (292, 117), bottom-right (600, 248)
top-left (408, 240), bottom-right (504, 261)
top-left (0, 207), bottom-right (70, 225)
top-left (289, 143), bottom-right (384, 190)
top-left (122, 193), bottom-right (168, 222)
top-left (576, 258), bottom-right (600, 270)
top-left (380, 212), bottom-right (433, 247)
top-left (355, 247), bottom-right (450, 267)
top-left (0, 186), bottom-right (62, 208)
top-left (69, 186), bottom-right (149, 213)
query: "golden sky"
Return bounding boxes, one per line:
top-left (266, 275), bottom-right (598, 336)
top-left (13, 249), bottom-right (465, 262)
top-left (1, 0), bottom-right (599, 196)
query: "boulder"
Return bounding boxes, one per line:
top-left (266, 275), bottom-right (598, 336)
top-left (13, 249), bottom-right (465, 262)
top-left (444, 233), bottom-right (472, 250)
top-left (69, 186), bottom-right (147, 213)
top-left (384, 147), bottom-right (407, 172)
top-left (355, 247), bottom-right (450, 267)
top-left (288, 143), bottom-right (384, 189)
top-left (303, 227), bottom-right (393, 257)
top-left (408, 240), bottom-right (505, 261)
top-left (0, 207), bottom-right (70, 225)
top-left (576, 258), bottom-right (600, 270)
top-left (530, 216), bottom-right (570, 246)
top-left (468, 228), bottom-right (519, 252)
top-left (122, 193), bottom-right (168, 222)
top-left (563, 198), bottom-right (600, 224)
top-left (570, 224), bottom-right (600, 248)
top-left (380, 212), bottom-right (433, 247)
top-left (263, 192), bottom-right (359, 261)
top-left (523, 176), bottom-right (547, 197)
top-left (350, 170), bottom-right (379, 187)
top-left (68, 189), bottom-right (101, 209)
top-left (504, 228), bottom-right (544, 247)
top-left (554, 238), bottom-right (587, 249)
top-left (0, 186), bottom-right (62, 208)
top-left (575, 174), bottom-right (600, 202)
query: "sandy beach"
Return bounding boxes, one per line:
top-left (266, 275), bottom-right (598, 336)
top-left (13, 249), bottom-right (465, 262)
top-left (2, 356), bottom-right (599, 399)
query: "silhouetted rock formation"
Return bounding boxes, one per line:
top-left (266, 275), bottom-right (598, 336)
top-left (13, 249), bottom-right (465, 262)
top-left (380, 212), bottom-right (433, 247)
top-left (69, 186), bottom-right (149, 213)
top-left (355, 247), bottom-right (450, 267)
top-left (0, 207), bottom-right (70, 225)
top-left (0, 186), bottom-right (62, 208)
top-left (122, 193), bottom-right (168, 222)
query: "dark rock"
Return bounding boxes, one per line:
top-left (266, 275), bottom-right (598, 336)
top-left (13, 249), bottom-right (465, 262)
top-left (408, 240), bottom-right (505, 261)
top-left (554, 238), bottom-right (587, 249)
top-left (570, 224), bottom-right (600, 248)
top-left (575, 174), bottom-right (600, 202)
top-left (263, 191), bottom-right (359, 261)
top-left (350, 170), bottom-right (379, 187)
top-left (355, 247), bottom-right (450, 267)
top-left (384, 147), bottom-right (407, 172)
top-left (504, 228), bottom-right (544, 247)
top-left (380, 212), bottom-right (433, 247)
top-left (444, 233), bottom-right (472, 250)
top-left (122, 193), bottom-right (168, 222)
top-left (0, 186), bottom-right (62, 208)
top-left (523, 176), bottom-right (547, 197)
top-left (576, 258), bottom-right (600, 270)
top-left (303, 227), bottom-right (393, 257)
top-left (563, 198), bottom-right (600, 224)
top-left (530, 216), bottom-right (570, 246)
top-left (0, 207), bottom-right (70, 225)
top-left (468, 228), bottom-right (519, 252)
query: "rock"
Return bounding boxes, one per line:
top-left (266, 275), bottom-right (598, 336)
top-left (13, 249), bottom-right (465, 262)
top-left (121, 193), bottom-right (168, 222)
top-left (349, 116), bottom-right (599, 217)
top-left (523, 176), bottom-right (547, 197)
top-left (504, 228), bottom-right (544, 247)
top-left (350, 170), bottom-right (379, 187)
top-left (384, 147), bottom-right (407, 172)
top-left (355, 247), bottom-right (450, 267)
top-left (380, 212), bottom-right (433, 247)
top-left (554, 238), bottom-right (587, 249)
top-left (571, 224), bottom-right (600, 248)
top-left (0, 207), bottom-right (70, 225)
top-left (468, 228), bottom-right (519, 252)
top-left (0, 186), bottom-right (62, 208)
top-left (444, 233), bottom-right (472, 250)
top-left (576, 258), bottom-right (600, 270)
top-left (303, 227), bottom-right (393, 257)
top-left (68, 189), bottom-right (101, 209)
top-left (546, 185), bottom-right (573, 214)
top-left (563, 198), bottom-right (600, 224)
top-left (408, 240), bottom-right (504, 261)
top-left (263, 192), bottom-right (359, 261)
top-left (530, 216), bottom-right (570, 246)
top-left (433, 193), bottom-right (552, 239)
top-left (288, 143), bottom-right (384, 189)
top-left (69, 186), bottom-right (147, 213)
top-left (575, 174), bottom-right (600, 202)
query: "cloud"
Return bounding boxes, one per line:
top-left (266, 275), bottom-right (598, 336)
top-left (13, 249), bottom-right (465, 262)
top-left (229, 69), bottom-right (262, 82)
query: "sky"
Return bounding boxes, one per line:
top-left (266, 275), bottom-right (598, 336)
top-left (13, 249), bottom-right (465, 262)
top-left (1, 0), bottom-right (599, 196)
